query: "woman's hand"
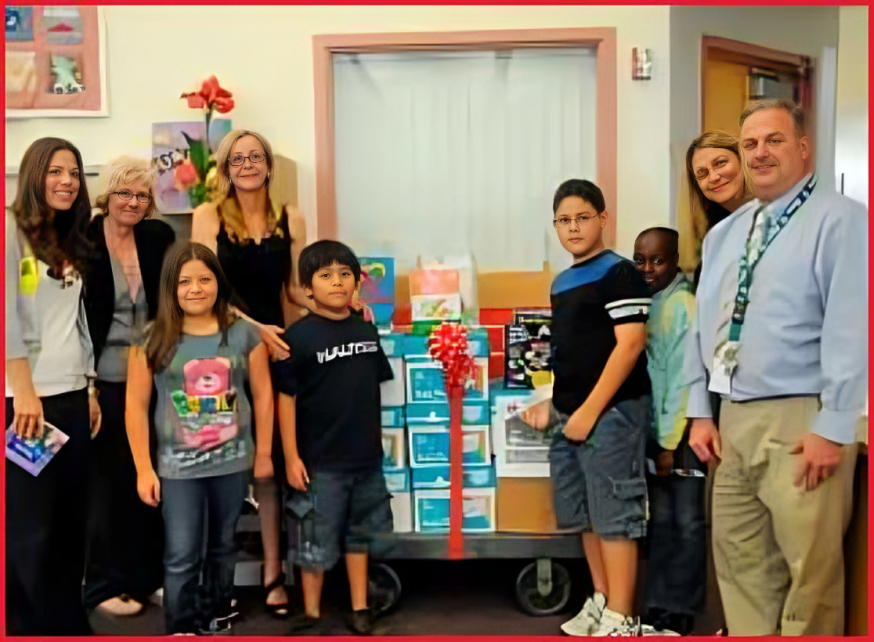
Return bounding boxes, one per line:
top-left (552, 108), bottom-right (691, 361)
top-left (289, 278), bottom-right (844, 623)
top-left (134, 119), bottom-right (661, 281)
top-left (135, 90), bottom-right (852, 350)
top-left (286, 456), bottom-right (309, 491)
top-left (12, 388), bottom-right (43, 440)
top-left (88, 387), bottom-right (102, 439)
top-left (258, 324), bottom-right (291, 361)
top-left (137, 469), bottom-right (161, 507)
top-left (254, 452), bottom-right (274, 479)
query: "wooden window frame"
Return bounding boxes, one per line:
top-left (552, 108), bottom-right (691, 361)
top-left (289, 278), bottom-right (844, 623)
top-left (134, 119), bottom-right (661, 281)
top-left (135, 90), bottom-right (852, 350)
top-left (313, 27), bottom-right (618, 247)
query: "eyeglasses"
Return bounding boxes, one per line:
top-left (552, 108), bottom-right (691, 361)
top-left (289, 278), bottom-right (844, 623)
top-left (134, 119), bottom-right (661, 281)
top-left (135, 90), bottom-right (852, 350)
top-left (113, 190), bottom-right (152, 204)
top-left (228, 152), bottom-right (266, 166)
top-left (553, 214), bottom-right (599, 228)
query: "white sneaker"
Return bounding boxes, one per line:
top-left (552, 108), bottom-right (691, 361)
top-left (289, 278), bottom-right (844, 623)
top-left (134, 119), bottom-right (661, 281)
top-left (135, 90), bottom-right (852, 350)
top-left (561, 591), bottom-right (607, 636)
top-left (640, 623), bottom-right (681, 636)
top-left (593, 607), bottom-right (640, 636)
top-left (148, 588), bottom-right (164, 608)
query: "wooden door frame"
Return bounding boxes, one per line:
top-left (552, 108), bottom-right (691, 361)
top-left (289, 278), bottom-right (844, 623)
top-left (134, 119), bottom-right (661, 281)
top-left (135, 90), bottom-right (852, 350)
top-left (701, 35), bottom-right (814, 132)
top-left (313, 27), bottom-right (618, 246)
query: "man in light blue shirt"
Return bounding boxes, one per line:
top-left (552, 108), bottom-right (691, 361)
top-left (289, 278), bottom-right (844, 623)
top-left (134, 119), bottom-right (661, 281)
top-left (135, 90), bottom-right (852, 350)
top-left (685, 99), bottom-right (867, 635)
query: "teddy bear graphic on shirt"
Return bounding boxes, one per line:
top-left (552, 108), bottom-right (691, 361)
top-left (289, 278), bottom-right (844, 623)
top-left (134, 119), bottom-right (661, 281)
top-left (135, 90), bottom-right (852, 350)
top-left (170, 357), bottom-right (239, 451)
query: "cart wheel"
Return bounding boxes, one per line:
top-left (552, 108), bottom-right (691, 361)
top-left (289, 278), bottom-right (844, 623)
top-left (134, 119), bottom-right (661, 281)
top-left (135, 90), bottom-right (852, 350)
top-left (368, 562), bottom-right (401, 614)
top-left (515, 560), bottom-right (571, 616)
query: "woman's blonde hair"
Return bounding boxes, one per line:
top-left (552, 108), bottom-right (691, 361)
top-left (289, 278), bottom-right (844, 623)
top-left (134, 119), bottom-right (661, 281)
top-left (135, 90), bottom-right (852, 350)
top-left (685, 130), bottom-right (754, 235)
top-left (213, 129), bottom-right (282, 243)
top-left (96, 161), bottom-right (159, 220)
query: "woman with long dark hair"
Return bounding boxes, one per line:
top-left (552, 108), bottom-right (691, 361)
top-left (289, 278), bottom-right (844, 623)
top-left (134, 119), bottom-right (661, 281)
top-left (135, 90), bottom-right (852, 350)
top-left (82, 162), bottom-right (175, 616)
top-left (6, 137), bottom-right (99, 634)
top-left (126, 242), bottom-right (273, 634)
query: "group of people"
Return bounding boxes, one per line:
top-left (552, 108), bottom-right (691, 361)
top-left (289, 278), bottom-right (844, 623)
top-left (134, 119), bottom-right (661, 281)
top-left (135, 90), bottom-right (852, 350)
top-left (5, 97), bottom-right (866, 637)
top-left (521, 98), bottom-right (866, 637)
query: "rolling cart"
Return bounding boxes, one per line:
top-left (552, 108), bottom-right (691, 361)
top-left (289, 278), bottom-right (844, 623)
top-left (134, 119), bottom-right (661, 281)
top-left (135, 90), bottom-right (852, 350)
top-left (367, 531), bottom-right (583, 617)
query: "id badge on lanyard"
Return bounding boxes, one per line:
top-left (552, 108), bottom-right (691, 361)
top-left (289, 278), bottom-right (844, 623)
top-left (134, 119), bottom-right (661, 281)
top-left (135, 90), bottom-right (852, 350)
top-left (710, 174), bottom-right (817, 395)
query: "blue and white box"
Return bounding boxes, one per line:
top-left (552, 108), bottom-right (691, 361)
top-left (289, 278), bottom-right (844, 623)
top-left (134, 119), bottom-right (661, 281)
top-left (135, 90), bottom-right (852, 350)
top-left (408, 424), bottom-right (490, 468)
top-left (413, 487), bottom-right (496, 533)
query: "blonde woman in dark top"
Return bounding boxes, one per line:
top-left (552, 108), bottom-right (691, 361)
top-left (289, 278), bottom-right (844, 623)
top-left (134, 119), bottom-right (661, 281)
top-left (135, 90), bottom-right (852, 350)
top-left (191, 129), bottom-right (308, 617)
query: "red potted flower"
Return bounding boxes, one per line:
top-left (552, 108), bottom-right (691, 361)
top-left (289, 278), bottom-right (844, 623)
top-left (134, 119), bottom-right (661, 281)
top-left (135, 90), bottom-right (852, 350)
top-left (179, 75), bottom-right (235, 206)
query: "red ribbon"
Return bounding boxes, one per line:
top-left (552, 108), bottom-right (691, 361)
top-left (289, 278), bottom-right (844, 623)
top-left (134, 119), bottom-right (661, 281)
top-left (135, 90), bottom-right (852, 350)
top-left (429, 323), bottom-right (476, 560)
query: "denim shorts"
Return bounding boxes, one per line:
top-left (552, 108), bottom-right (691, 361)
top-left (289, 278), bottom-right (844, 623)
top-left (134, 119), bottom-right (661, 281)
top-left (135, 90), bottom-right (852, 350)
top-left (549, 395), bottom-right (650, 540)
top-left (285, 467), bottom-right (393, 571)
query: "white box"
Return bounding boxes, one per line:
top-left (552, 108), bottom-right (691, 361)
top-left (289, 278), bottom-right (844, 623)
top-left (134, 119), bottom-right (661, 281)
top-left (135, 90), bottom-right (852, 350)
top-left (391, 492), bottom-right (413, 533)
top-left (380, 357), bottom-right (406, 407)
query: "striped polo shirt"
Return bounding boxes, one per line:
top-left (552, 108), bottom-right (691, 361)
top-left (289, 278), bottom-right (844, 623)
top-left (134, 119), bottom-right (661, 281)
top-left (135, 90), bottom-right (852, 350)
top-left (550, 249), bottom-right (652, 415)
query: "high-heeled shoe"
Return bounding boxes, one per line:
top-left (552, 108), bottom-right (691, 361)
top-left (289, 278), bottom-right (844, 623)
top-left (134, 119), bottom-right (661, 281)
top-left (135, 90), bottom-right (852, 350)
top-left (262, 567), bottom-right (290, 618)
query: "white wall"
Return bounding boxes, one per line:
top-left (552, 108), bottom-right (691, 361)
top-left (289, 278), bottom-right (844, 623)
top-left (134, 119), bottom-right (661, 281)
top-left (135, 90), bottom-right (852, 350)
top-left (669, 6), bottom-right (841, 218)
top-left (834, 6), bottom-right (868, 207)
top-left (4, 6), bottom-right (671, 257)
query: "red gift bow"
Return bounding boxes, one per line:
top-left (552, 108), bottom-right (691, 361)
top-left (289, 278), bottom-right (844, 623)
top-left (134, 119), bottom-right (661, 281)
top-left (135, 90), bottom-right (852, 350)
top-left (429, 322), bottom-right (476, 559)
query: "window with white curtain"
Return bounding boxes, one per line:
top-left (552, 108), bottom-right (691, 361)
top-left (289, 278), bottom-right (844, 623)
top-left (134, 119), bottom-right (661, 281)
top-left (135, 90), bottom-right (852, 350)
top-left (334, 47), bottom-right (597, 273)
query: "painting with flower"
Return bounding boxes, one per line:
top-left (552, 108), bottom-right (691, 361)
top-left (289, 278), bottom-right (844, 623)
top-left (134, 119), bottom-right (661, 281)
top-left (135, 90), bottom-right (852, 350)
top-left (151, 76), bottom-right (235, 213)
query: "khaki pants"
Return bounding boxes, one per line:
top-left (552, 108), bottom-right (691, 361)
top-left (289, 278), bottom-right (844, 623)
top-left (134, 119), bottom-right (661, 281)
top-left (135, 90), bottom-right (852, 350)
top-left (713, 397), bottom-right (858, 635)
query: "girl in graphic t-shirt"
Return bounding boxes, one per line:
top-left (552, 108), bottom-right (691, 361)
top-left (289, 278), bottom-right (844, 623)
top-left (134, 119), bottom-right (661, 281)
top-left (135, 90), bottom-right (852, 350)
top-left (126, 242), bottom-right (273, 635)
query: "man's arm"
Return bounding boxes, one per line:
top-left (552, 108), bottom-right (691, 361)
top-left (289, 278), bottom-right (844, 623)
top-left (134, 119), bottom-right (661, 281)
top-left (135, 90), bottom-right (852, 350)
top-left (792, 201), bottom-right (868, 491)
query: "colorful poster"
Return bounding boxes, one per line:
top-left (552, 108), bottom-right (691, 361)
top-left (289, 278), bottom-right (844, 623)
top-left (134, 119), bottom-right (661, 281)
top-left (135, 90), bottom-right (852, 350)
top-left (151, 119), bottom-right (232, 214)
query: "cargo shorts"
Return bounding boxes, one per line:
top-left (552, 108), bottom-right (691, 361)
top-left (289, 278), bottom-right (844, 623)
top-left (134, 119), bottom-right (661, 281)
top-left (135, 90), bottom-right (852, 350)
top-left (549, 395), bottom-right (650, 540)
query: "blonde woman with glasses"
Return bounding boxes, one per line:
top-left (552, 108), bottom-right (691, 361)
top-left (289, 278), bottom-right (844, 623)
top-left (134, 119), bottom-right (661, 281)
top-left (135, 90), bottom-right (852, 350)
top-left (192, 129), bottom-right (308, 618)
top-left (82, 161), bottom-right (175, 617)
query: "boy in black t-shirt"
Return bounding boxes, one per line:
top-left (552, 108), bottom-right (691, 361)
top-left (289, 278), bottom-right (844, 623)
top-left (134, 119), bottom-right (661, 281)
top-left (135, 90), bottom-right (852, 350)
top-left (273, 241), bottom-right (394, 635)
top-left (522, 179), bottom-right (652, 637)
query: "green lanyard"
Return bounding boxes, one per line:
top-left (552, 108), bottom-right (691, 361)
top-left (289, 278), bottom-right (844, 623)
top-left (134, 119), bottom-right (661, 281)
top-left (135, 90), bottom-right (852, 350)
top-left (728, 174), bottom-right (817, 342)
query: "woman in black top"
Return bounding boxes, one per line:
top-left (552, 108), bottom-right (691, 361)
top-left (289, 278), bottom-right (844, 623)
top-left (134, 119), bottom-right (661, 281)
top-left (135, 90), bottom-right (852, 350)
top-left (192, 129), bottom-right (308, 617)
top-left (82, 162), bottom-right (175, 616)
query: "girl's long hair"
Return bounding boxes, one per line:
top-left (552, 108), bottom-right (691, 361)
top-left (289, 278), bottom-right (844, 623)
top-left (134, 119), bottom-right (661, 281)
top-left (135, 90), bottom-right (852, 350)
top-left (9, 137), bottom-right (92, 274)
top-left (144, 242), bottom-right (235, 372)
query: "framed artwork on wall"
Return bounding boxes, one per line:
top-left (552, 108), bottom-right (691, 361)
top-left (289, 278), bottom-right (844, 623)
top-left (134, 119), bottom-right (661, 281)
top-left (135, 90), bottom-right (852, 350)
top-left (6, 6), bottom-right (108, 118)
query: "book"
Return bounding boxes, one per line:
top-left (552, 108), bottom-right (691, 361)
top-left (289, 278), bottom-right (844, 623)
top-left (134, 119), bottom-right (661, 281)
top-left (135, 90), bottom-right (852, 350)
top-left (6, 421), bottom-right (69, 476)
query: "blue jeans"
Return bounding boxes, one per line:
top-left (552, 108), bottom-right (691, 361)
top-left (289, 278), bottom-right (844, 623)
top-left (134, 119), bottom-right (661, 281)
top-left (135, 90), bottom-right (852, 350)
top-left (642, 471), bottom-right (707, 616)
top-left (161, 471), bottom-right (247, 633)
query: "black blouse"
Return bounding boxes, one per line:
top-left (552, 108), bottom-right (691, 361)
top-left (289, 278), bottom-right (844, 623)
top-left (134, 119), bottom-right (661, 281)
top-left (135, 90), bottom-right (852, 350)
top-left (216, 208), bottom-right (292, 328)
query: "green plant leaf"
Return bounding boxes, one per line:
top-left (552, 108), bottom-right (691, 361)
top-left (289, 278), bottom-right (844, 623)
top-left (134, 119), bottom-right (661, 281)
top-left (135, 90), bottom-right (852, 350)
top-left (182, 132), bottom-right (210, 179)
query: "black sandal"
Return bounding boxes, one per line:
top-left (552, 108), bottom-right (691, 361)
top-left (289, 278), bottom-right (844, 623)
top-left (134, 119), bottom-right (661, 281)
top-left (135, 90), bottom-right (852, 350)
top-left (262, 568), bottom-right (290, 618)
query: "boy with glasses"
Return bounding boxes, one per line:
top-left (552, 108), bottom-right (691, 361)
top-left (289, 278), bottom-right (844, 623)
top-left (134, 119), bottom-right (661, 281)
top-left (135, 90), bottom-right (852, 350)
top-left (523, 179), bottom-right (651, 636)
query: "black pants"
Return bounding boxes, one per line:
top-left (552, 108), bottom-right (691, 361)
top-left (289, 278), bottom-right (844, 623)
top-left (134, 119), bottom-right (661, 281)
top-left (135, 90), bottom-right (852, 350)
top-left (6, 389), bottom-right (92, 635)
top-left (643, 471), bottom-right (707, 616)
top-left (84, 380), bottom-right (164, 608)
